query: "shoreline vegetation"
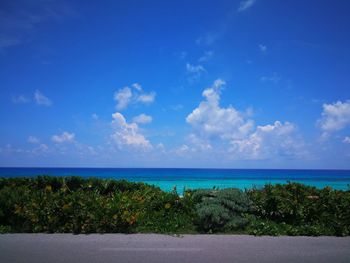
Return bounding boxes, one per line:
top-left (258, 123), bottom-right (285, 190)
top-left (0, 176), bottom-right (349, 236)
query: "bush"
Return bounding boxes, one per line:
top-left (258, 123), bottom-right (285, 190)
top-left (0, 176), bottom-right (195, 234)
top-left (134, 188), bottom-right (195, 233)
top-left (248, 183), bottom-right (350, 236)
top-left (1, 177), bottom-right (350, 236)
top-left (192, 188), bottom-right (253, 233)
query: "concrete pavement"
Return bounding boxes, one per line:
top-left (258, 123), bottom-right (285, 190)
top-left (1, 234), bottom-right (350, 263)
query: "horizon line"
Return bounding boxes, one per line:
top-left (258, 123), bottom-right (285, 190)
top-left (1, 167), bottom-right (350, 171)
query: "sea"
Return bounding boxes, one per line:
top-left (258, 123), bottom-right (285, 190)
top-left (0, 168), bottom-right (350, 193)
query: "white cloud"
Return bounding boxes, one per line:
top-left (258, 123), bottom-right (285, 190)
top-left (114, 84), bottom-right (156, 110)
top-left (51, 132), bottom-right (75, 143)
top-left (34, 90), bottom-right (52, 106)
top-left (230, 121), bottom-right (304, 159)
top-left (0, 143), bottom-right (50, 156)
top-left (188, 134), bottom-right (212, 151)
top-left (186, 63), bottom-right (206, 82)
top-left (111, 112), bottom-right (152, 150)
top-left (344, 136), bottom-right (350, 144)
top-left (238, 0), bottom-right (256, 12)
top-left (259, 44), bottom-right (267, 52)
top-left (136, 92), bottom-right (156, 104)
top-left (318, 100), bottom-right (350, 137)
top-left (212, 78), bottom-right (226, 89)
top-left (114, 87), bottom-right (132, 110)
top-left (0, 144), bottom-right (28, 154)
top-left (186, 79), bottom-right (254, 140)
top-left (92, 113), bottom-right (99, 120)
top-left (186, 79), bottom-right (305, 160)
top-left (12, 95), bottom-right (29, 104)
top-left (133, 114), bottom-right (153, 124)
top-left (32, 144), bottom-right (49, 154)
top-left (186, 63), bottom-right (206, 74)
top-left (198, 51), bottom-right (214, 63)
top-left (28, 136), bottom-right (40, 144)
top-left (174, 144), bottom-right (192, 156)
top-left (132, 83), bottom-right (142, 91)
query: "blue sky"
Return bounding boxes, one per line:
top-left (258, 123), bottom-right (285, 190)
top-left (1, 0), bottom-right (350, 168)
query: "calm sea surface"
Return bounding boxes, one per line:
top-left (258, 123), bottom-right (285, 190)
top-left (0, 168), bottom-right (350, 192)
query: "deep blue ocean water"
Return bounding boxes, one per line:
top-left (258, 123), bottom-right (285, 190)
top-left (0, 168), bottom-right (350, 193)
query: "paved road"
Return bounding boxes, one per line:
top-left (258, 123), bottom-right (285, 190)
top-left (1, 234), bottom-right (350, 263)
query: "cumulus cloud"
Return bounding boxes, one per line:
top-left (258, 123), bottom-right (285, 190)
top-left (111, 112), bottom-right (152, 150)
top-left (114, 87), bottom-right (133, 110)
top-left (318, 100), bottom-right (350, 137)
top-left (51, 132), bottom-right (75, 143)
top-left (186, 79), bottom-right (254, 140)
top-left (133, 114), bottom-right (152, 124)
top-left (186, 79), bottom-right (305, 160)
top-left (136, 92), bottom-right (156, 104)
top-left (28, 136), bottom-right (40, 144)
top-left (238, 0), bottom-right (256, 12)
top-left (188, 134), bottom-right (212, 151)
top-left (114, 83), bottom-right (156, 110)
top-left (230, 121), bottom-right (304, 159)
top-left (34, 90), bottom-right (52, 106)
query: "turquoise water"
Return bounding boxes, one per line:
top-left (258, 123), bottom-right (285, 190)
top-left (145, 179), bottom-right (349, 192)
top-left (0, 168), bottom-right (349, 193)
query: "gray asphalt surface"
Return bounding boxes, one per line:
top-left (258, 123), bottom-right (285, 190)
top-left (1, 234), bottom-right (350, 263)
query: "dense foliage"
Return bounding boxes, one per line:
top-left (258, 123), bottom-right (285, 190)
top-left (0, 176), bottom-right (194, 234)
top-left (0, 177), bottom-right (349, 236)
top-left (247, 183), bottom-right (350, 236)
top-left (191, 188), bottom-right (252, 233)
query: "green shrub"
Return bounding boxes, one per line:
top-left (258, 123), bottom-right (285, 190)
top-left (0, 225), bottom-right (11, 233)
top-left (135, 189), bottom-right (195, 233)
top-left (192, 188), bottom-right (253, 233)
top-left (248, 219), bottom-right (285, 236)
top-left (0, 176), bottom-right (195, 234)
top-left (248, 183), bottom-right (350, 236)
top-left (1, 177), bottom-right (350, 236)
